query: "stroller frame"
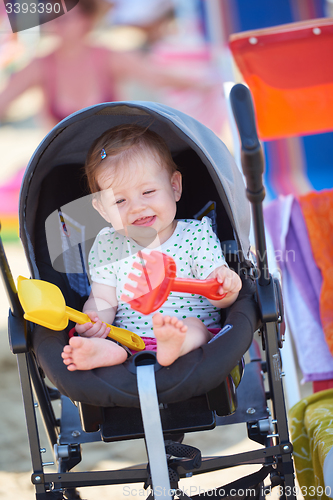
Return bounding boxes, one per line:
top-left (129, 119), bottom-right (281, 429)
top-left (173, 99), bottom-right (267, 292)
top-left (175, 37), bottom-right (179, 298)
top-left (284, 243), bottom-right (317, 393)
top-left (1, 86), bottom-right (296, 499)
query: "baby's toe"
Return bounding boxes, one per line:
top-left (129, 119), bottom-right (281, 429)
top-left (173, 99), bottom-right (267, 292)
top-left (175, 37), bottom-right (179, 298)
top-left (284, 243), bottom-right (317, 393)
top-left (69, 336), bottom-right (84, 348)
top-left (62, 357), bottom-right (72, 365)
top-left (152, 313), bottom-right (164, 327)
top-left (66, 364), bottom-right (77, 372)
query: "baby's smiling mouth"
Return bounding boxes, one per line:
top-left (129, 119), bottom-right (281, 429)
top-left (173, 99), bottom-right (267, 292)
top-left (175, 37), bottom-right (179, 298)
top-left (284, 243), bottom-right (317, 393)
top-left (132, 215), bottom-right (156, 226)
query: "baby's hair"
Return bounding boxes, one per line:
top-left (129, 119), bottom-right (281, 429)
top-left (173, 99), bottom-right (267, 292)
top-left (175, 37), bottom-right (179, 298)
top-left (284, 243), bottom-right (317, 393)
top-left (85, 123), bottom-right (178, 194)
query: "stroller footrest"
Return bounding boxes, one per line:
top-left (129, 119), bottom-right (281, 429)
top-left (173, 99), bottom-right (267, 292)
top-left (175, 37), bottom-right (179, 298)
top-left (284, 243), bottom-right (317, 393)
top-left (101, 396), bottom-right (216, 442)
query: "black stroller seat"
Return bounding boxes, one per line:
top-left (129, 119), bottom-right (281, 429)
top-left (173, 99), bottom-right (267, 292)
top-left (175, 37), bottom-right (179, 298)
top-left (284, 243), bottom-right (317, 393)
top-left (1, 92), bottom-right (296, 499)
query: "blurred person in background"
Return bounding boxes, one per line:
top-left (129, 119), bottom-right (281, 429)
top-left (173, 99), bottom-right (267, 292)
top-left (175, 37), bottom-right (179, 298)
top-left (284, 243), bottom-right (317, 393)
top-left (111, 0), bottom-right (177, 49)
top-left (110, 0), bottom-right (228, 137)
top-left (0, 0), bottom-right (217, 130)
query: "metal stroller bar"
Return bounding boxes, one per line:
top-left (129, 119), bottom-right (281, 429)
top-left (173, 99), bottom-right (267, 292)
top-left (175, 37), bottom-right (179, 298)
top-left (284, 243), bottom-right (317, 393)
top-left (230, 84), bottom-right (296, 496)
top-left (0, 227), bottom-right (62, 496)
top-left (0, 224), bottom-right (23, 318)
top-left (230, 84), bottom-right (269, 288)
top-left (230, 84), bottom-right (278, 324)
top-left (136, 360), bottom-right (172, 499)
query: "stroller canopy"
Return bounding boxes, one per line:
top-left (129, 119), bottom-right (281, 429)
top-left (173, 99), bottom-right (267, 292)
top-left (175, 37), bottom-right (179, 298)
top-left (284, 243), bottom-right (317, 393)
top-left (20, 101), bottom-right (251, 271)
top-left (18, 102), bottom-right (258, 406)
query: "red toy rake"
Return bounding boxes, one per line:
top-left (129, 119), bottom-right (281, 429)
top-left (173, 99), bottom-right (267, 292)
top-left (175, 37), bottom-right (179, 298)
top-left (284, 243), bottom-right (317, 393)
top-left (121, 251), bottom-right (226, 315)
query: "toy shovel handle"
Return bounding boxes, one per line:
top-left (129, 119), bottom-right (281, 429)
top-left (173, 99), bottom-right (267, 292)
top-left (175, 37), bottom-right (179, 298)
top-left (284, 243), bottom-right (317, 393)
top-left (65, 306), bottom-right (145, 351)
top-left (171, 278), bottom-right (227, 301)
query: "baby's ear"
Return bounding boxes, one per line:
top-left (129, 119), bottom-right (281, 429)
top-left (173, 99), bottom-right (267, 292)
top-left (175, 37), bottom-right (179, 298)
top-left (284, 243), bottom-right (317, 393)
top-left (171, 171), bottom-right (182, 202)
top-left (92, 196), bottom-right (110, 223)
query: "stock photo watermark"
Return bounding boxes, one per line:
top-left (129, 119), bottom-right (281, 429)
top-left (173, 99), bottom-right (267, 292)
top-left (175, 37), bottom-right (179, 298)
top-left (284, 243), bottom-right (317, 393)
top-left (122, 485), bottom-right (332, 498)
top-left (3, 0), bottom-right (80, 33)
top-left (122, 486), bottom-right (259, 498)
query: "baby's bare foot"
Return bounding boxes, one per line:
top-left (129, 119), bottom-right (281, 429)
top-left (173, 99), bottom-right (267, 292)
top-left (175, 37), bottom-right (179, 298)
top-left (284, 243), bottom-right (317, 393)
top-left (61, 336), bottom-right (127, 371)
top-left (153, 313), bottom-right (188, 366)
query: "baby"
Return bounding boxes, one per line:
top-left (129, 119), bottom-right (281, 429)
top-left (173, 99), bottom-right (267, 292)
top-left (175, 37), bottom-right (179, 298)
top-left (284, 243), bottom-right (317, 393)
top-left (62, 124), bottom-right (242, 370)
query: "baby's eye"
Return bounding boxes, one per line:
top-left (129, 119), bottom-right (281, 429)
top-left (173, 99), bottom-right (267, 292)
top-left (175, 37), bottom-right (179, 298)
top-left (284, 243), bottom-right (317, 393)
top-left (143, 190), bottom-right (155, 195)
top-left (115, 199), bottom-right (125, 205)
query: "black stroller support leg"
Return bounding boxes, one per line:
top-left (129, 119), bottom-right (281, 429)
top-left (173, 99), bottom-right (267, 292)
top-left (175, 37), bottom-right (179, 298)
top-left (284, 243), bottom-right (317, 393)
top-left (264, 322), bottom-right (295, 493)
top-left (17, 353), bottom-right (55, 499)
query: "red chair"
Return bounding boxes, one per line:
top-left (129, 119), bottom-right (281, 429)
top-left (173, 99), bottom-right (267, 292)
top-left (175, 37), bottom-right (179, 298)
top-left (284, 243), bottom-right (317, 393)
top-left (229, 17), bottom-right (333, 140)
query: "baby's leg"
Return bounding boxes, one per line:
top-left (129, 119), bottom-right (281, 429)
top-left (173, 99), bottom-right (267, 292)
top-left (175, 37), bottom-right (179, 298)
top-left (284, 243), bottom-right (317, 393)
top-left (153, 314), bottom-right (212, 367)
top-left (62, 337), bottom-right (128, 371)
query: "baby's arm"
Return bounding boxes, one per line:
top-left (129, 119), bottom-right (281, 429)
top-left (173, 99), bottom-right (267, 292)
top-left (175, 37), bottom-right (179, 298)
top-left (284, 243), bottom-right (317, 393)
top-left (207, 265), bottom-right (242, 308)
top-left (75, 282), bottom-right (118, 339)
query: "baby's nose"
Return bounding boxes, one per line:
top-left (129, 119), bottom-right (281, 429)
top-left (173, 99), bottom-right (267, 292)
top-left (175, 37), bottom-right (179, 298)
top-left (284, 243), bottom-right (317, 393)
top-left (129, 198), bottom-right (146, 213)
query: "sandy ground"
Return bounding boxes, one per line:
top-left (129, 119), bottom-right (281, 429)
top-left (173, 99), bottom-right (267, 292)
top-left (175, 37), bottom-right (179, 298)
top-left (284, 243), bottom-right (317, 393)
top-left (0, 121), bottom-right (311, 499)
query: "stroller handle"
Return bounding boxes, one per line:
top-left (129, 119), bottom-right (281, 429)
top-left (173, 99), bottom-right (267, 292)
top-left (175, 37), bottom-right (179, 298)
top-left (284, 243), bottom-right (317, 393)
top-left (230, 84), bottom-right (270, 288)
top-left (230, 83), bottom-right (265, 205)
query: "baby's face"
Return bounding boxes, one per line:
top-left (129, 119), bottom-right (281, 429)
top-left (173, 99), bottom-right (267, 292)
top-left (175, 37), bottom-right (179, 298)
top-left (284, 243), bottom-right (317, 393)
top-left (93, 151), bottom-right (182, 246)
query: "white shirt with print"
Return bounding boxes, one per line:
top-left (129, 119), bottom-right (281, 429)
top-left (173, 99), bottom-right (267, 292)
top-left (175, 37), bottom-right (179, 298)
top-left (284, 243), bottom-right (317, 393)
top-left (88, 217), bottom-right (226, 337)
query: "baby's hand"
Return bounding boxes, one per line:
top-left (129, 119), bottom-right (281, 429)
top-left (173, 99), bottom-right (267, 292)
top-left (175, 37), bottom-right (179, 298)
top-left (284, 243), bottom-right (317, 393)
top-left (211, 266), bottom-right (242, 296)
top-left (75, 310), bottom-right (111, 339)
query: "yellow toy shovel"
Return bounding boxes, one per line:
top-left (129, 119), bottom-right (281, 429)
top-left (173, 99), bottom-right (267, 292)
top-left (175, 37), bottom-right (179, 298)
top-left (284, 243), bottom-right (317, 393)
top-left (17, 276), bottom-right (145, 351)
